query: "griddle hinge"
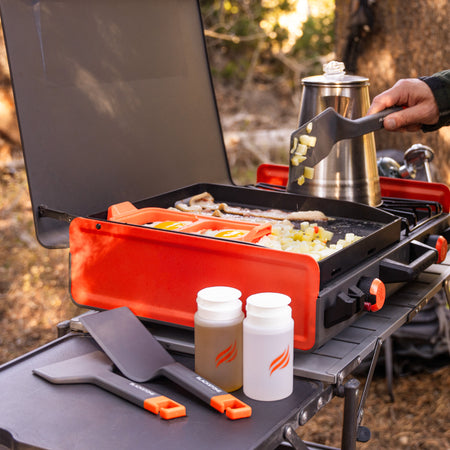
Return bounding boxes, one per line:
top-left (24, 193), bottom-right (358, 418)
top-left (38, 205), bottom-right (77, 223)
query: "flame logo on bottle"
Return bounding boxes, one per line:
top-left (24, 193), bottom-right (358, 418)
top-left (269, 346), bottom-right (290, 376)
top-left (215, 340), bottom-right (238, 367)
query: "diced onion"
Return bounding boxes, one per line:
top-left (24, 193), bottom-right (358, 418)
top-left (299, 135), bottom-right (317, 147)
top-left (291, 155), bottom-right (307, 166)
top-left (290, 137), bottom-right (299, 153)
top-left (256, 220), bottom-right (361, 261)
top-left (304, 166), bottom-right (314, 179)
top-left (295, 144), bottom-right (308, 156)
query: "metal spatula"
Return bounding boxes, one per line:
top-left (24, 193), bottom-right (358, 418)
top-left (80, 307), bottom-right (252, 420)
top-left (288, 106), bottom-right (403, 188)
top-left (33, 351), bottom-right (186, 420)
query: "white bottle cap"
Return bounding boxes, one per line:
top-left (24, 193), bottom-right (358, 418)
top-left (196, 286), bottom-right (243, 321)
top-left (245, 292), bottom-right (292, 328)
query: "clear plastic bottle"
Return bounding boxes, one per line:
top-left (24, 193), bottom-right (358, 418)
top-left (243, 292), bottom-right (294, 401)
top-left (194, 286), bottom-right (243, 392)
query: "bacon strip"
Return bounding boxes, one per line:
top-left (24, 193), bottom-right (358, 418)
top-left (175, 191), bottom-right (328, 222)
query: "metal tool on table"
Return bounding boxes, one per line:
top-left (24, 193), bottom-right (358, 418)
top-left (80, 307), bottom-right (252, 420)
top-left (33, 351), bottom-right (186, 420)
top-left (288, 105), bottom-right (402, 187)
top-left (287, 60), bottom-right (400, 206)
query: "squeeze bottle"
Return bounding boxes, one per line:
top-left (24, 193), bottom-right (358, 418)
top-left (243, 292), bottom-right (294, 401)
top-left (194, 286), bottom-right (243, 392)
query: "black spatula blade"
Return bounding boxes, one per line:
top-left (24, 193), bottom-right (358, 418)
top-left (287, 106), bottom-right (402, 191)
top-left (80, 307), bottom-right (174, 383)
top-left (33, 350), bottom-right (186, 419)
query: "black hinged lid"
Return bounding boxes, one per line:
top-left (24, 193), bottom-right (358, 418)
top-left (0, 0), bottom-right (231, 248)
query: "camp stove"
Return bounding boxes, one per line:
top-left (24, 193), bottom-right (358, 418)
top-left (1, 0), bottom-right (450, 448)
top-left (1, 0), bottom-right (449, 353)
top-left (55, 174), bottom-right (447, 354)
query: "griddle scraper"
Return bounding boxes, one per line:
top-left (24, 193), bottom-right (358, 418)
top-left (80, 307), bottom-right (252, 420)
top-left (33, 350), bottom-right (186, 420)
top-left (288, 106), bottom-right (402, 189)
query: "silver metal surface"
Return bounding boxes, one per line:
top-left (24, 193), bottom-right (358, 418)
top-left (292, 63), bottom-right (381, 206)
top-left (404, 144), bottom-right (435, 182)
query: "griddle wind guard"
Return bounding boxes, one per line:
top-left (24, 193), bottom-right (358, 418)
top-left (69, 216), bottom-right (321, 351)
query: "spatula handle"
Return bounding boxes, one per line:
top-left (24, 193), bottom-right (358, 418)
top-left (161, 362), bottom-right (252, 420)
top-left (350, 106), bottom-right (404, 136)
top-left (95, 370), bottom-right (186, 420)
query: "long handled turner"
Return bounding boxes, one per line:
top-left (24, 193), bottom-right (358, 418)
top-left (33, 350), bottom-right (186, 420)
top-left (80, 307), bottom-right (252, 420)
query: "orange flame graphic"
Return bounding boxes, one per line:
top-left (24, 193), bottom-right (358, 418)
top-left (269, 346), bottom-right (290, 375)
top-left (215, 340), bottom-right (238, 367)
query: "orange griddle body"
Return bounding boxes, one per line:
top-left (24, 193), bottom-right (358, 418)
top-left (69, 215), bottom-right (321, 351)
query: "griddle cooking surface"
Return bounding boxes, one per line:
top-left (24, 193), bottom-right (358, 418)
top-left (312, 217), bottom-right (382, 243)
top-left (116, 183), bottom-right (401, 286)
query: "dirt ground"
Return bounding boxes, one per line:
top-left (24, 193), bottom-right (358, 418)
top-left (0, 76), bottom-right (449, 449)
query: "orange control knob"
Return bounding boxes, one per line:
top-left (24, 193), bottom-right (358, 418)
top-left (426, 235), bottom-right (448, 264)
top-left (368, 278), bottom-right (385, 312)
top-left (358, 277), bottom-right (386, 312)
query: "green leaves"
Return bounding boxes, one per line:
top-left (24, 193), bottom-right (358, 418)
top-left (200, 0), bottom-right (335, 85)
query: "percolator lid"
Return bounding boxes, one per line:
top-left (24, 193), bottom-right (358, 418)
top-left (302, 61), bottom-right (369, 85)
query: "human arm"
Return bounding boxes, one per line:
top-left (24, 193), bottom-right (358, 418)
top-left (367, 70), bottom-right (450, 132)
top-left (419, 70), bottom-right (450, 131)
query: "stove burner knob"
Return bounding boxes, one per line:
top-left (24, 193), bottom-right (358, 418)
top-left (358, 277), bottom-right (385, 312)
top-left (425, 235), bottom-right (448, 263)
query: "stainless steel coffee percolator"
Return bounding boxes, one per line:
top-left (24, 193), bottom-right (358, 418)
top-left (288, 61), bottom-right (381, 206)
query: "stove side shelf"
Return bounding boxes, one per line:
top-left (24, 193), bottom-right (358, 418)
top-left (294, 256), bottom-right (450, 384)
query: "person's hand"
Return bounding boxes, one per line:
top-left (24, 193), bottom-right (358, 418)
top-left (368, 78), bottom-right (440, 132)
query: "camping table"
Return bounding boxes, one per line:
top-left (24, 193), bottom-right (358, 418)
top-left (1, 256), bottom-right (449, 450)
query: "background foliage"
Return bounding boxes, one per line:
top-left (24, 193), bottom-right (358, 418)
top-left (199, 0), bottom-right (336, 183)
top-left (200, 0), bottom-right (335, 87)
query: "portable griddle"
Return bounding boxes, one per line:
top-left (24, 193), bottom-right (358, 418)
top-left (1, 0), bottom-right (450, 449)
top-left (0, 0), bottom-right (411, 352)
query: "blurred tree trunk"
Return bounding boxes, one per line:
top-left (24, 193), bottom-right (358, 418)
top-left (334, 0), bottom-right (450, 184)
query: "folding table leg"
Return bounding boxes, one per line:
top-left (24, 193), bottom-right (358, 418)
top-left (444, 279), bottom-right (450, 308)
top-left (383, 336), bottom-right (395, 402)
top-left (341, 378), bottom-right (359, 450)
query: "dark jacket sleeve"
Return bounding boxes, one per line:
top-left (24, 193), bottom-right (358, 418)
top-left (419, 70), bottom-right (450, 132)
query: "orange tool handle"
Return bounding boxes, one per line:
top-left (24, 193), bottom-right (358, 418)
top-left (144, 396), bottom-right (186, 420)
top-left (210, 394), bottom-right (252, 420)
top-left (96, 371), bottom-right (186, 420)
top-left (161, 362), bottom-right (251, 420)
